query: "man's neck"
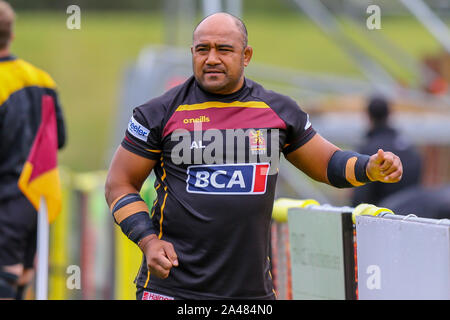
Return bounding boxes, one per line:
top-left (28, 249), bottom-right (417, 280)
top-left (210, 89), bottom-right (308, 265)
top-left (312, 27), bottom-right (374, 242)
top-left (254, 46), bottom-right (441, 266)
top-left (0, 48), bottom-right (11, 58)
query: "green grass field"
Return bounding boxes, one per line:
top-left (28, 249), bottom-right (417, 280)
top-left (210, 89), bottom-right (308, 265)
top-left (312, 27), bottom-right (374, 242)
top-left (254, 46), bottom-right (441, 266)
top-left (10, 11), bottom-right (444, 171)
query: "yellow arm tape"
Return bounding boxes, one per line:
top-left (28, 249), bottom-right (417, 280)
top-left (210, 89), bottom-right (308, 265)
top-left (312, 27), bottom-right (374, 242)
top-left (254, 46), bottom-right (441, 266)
top-left (352, 203), bottom-right (394, 224)
top-left (272, 198), bottom-right (320, 223)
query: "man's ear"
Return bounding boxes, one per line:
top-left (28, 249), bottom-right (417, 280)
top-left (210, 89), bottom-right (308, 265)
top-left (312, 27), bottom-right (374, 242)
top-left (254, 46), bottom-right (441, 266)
top-left (243, 46), bottom-right (253, 67)
top-left (190, 45), bottom-right (194, 55)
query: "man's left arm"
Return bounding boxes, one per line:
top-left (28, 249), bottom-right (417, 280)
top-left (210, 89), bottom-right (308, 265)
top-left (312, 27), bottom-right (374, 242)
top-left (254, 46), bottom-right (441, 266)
top-left (285, 134), bottom-right (403, 187)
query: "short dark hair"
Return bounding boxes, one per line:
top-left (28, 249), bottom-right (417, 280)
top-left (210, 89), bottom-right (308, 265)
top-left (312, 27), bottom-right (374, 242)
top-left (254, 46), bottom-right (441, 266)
top-left (0, 1), bottom-right (14, 49)
top-left (367, 96), bottom-right (390, 124)
top-left (193, 12), bottom-right (248, 48)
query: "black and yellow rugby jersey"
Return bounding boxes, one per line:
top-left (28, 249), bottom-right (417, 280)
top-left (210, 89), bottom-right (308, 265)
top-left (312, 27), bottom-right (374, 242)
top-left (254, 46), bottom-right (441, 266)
top-left (121, 76), bottom-right (316, 299)
top-left (0, 55), bottom-right (66, 201)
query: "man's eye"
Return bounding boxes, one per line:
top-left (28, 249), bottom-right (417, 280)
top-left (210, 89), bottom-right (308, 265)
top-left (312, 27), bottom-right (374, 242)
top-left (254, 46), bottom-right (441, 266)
top-left (197, 47), bottom-right (208, 52)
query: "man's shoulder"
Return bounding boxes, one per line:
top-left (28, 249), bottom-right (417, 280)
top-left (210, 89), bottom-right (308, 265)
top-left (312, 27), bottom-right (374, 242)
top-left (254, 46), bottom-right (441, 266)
top-left (0, 57), bottom-right (58, 107)
top-left (246, 78), bottom-right (300, 110)
top-left (16, 58), bottom-right (57, 88)
top-left (0, 57), bottom-right (56, 89)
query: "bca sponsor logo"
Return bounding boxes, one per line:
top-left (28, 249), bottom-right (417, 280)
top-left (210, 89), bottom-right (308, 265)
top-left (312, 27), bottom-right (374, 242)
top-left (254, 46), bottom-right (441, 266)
top-left (128, 116), bottom-right (149, 142)
top-left (142, 291), bottom-right (174, 300)
top-left (186, 163), bottom-right (270, 195)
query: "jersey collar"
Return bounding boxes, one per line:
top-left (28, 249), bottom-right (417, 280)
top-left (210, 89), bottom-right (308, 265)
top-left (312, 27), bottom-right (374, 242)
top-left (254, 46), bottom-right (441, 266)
top-left (194, 77), bottom-right (249, 102)
top-left (0, 55), bottom-right (17, 62)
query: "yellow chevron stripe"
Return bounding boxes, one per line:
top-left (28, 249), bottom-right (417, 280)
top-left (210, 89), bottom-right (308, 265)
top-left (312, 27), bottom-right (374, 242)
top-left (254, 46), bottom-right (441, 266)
top-left (144, 270), bottom-right (151, 288)
top-left (175, 100), bottom-right (269, 112)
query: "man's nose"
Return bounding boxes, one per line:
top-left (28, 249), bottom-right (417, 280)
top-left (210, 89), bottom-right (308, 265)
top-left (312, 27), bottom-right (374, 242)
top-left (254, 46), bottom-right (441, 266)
top-left (206, 49), bottom-right (220, 65)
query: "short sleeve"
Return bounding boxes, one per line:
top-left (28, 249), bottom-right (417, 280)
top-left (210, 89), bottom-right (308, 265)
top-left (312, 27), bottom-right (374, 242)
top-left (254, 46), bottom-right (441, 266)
top-left (278, 98), bottom-right (316, 156)
top-left (121, 104), bottom-right (164, 160)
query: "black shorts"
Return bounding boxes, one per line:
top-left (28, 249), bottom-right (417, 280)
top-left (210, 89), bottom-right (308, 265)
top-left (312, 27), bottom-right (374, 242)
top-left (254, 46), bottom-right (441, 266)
top-left (0, 194), bottom-right (37, 269)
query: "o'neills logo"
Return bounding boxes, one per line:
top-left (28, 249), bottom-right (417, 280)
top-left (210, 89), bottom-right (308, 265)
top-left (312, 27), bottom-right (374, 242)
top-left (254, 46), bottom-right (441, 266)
top-left (183, 115), bottom-right (210, 124)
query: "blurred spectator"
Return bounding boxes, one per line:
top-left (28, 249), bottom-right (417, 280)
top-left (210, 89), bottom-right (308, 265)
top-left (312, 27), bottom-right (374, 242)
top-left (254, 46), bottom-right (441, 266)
top-left (379, 184), bottom-right (450, 220)
top-left (351, 95), bottom-right (422, 206)
top-left (0, 0), bottom-right (66, 299)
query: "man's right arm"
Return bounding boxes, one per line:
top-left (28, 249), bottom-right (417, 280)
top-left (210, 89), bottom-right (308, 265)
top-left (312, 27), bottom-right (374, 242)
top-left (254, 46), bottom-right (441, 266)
top-left (105, 145), bottom-right (156, 205)
top-left (105, 145), bottom-right (178, 279)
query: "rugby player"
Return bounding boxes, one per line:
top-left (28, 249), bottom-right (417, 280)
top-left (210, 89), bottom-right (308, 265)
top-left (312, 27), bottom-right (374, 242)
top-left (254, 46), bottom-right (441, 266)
top-left (0, 1), bottom-right (66, 299)
top-left (105, 12), bottom-right (402, 300)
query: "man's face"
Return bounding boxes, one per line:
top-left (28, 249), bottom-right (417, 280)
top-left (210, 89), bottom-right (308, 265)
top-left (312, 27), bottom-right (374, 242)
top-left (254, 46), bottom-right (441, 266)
top-left (191, 16), bottom-right (252, 95)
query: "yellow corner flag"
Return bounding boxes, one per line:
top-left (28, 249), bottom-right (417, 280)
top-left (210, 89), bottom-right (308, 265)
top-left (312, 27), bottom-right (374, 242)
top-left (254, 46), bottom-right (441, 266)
top-left (18, 95), bottom-right (62, 223)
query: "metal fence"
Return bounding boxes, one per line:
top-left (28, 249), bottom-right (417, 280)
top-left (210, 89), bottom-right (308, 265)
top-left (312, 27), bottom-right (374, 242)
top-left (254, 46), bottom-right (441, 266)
top-left (270, 199), bottom-right (450, 300)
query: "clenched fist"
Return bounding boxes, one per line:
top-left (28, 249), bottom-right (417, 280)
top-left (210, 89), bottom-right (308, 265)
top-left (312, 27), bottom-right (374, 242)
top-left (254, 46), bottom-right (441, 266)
top-left (366, 149), bottom-right (403, 183)
top-left (138, 234), bottom-right (178, 279)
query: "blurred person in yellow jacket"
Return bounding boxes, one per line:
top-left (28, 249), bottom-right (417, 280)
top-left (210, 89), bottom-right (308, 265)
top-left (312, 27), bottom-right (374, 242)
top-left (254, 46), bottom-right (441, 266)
top-left (0, 1), bottom-right (66, 299)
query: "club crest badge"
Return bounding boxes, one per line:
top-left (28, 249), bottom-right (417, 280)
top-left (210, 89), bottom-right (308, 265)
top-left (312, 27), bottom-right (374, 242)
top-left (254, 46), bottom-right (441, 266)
top-left (249, 129), bottom-right (267, 155)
